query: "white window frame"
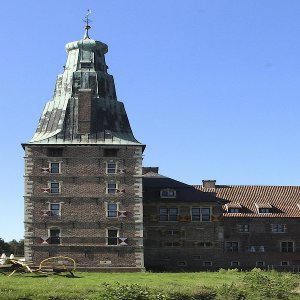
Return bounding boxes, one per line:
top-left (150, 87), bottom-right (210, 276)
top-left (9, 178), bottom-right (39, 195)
top-left (106, 203), bottom-right (118, 218)
top-left (106, 161), bottom-right (117, 174)
top-left (106, 228), bottom-right (119, 246)
top-left (49, 162), bottom-right (61, 174)
top-left (281, 261), bottom-right (290, 266)
top-left (159, 207), bottom-right (179, 221)
top-left (49, 203), bottom-right (61, 217)
top-left (191, 207), bottom-right (211, 222)
top-left (49, 182), bottom-right (60, 194)
top-left (106, 182), bottom-right (118, 194)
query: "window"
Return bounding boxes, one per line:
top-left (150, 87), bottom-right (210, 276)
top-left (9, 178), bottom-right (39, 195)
top-left (203, 261), bottom-right (212, 267)
top-left (281, 261), bottom-right (289, 266)
top-left (230, 261), bottom-right (240, 267)
top-left (159, 208), bottom-right (178, 221)
top-left (191, 207), bottom-right (211, 221)
top-left (271, 224), bottom-right (286, 233)
top-left (228, 208), bottom-right (240, 213)
top-left (238, 224), bottom-right (250, 232)
top-left (166, 229), bottom-right (180, 236)
top-left (50, 182), bottom-right (60, 194)
top-left (192, 255), bottom-right (201, 260)
top-left (256, 261), bottom-right (265, 267)
top-left (50, 203), bottom-right (60, 216)
top-left (106, 182), bottom-right (117, 194)
top-left (247, 246), bottom-right (265, 252)
top-left (164, 241), bottom-right (181, 247)
top-left (259, 208), bottom-right (271, 213)
top-left (177, 261), bottom-right (187, 266)
top-left (104, 149), bottom-right (118, 157)
top-left (160, 189), bottom-right (176, 198)
top-left (225, 242), bottom-right (239, 252)
top-left (106, 162), bottom-right (117, 174)
top-left (195, 241), bottom-right (213, 248)
top-left (107, 229), bottom-right (118, 245)
top-left (49, 229), bottom-right (60, 244)
top-left (47, 148), bottom-right (63, 157)
top-left (281, 241), bottom-right (294, 253)
top-left (50, 162), bottom-right (60, 174)
top-left (107, 203), bottom-right (118, 218)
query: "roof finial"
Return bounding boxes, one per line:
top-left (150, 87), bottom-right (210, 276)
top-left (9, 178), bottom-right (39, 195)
top-left (83, 9), bottom-right (92, 39)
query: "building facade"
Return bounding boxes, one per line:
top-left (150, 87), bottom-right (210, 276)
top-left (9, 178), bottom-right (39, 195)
top-left (144, 175), bottom-right (300, 271)
top-left (23, 26), bottom-right (300, 271)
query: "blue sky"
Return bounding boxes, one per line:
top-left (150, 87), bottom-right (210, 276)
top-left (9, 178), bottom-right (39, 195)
top-left (0, 0), bottom-right (300, 241)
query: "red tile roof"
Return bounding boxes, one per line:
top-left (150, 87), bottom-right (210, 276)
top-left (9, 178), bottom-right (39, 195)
top-left (193, 185), bottom-right (300, 218)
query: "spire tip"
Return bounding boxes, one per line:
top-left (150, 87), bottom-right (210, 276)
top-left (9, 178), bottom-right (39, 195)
top-left (83, 9), bottom-right (92, 39)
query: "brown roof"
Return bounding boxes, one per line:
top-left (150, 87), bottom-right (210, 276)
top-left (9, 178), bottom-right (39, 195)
top-left (193, 185), bottom-right (300, 218)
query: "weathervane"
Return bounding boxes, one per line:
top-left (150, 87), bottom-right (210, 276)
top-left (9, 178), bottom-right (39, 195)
top-left (83, 9), bottom-right (92, 39)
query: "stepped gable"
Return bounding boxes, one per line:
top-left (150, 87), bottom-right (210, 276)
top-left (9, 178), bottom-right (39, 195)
top-left (194, 184), bottom-right (300, 217)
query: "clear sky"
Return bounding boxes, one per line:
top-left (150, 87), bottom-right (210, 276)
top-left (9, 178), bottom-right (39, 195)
top-left (0, 0), bottom-right (300, 241)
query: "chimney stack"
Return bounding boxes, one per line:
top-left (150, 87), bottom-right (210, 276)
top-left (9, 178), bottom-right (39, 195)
top-left (202, 180), bottom-right (216, 189)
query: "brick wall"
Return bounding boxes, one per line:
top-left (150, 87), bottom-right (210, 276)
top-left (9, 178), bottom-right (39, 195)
top-left (24, 144), bottom-right (144, 271)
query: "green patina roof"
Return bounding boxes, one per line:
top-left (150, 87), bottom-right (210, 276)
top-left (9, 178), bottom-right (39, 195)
top-left (29, 30), bottom-right (143, 147)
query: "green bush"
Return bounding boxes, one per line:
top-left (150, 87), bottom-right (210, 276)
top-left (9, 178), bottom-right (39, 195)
top-left (101, 283), bottom-right (168, 300)
top-left (243, 269), bottom-right (298, 300)
top-left (215, 283), bottom-right (247, 300)
top-left (169, 286), bottom-right (216, 300)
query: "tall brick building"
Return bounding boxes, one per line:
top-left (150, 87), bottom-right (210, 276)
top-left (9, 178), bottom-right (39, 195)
top-left (23, 23), bottom-right (145, 271)
top-left (23, 24), bottom-right (300, 271)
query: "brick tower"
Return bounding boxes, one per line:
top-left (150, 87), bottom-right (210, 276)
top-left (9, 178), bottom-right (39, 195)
top-left (23, 17), bottom-right (145, 271)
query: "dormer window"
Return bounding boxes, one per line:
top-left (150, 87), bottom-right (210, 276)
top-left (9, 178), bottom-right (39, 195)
top-left (259, 208), bottom-right (271, 214)
top-left (255, 203), bottom-right (272, 214)
top-left (160, 189), bottom-right (176, 198)
top-left (225, 203), bottom-right (242, 213)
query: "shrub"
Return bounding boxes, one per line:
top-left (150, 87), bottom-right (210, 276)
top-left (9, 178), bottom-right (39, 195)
top-left (101, 283), bottom-right (168, 300)
top-left (243, 269), bottom-right (298, 300)
top-left (169, 286), bottom-right (216, 300)
top-left (215, 283), bottom-right (247, 300)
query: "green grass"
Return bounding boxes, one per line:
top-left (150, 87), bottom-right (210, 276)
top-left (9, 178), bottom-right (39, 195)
top-left (0, 270), bottom-right (299, 300)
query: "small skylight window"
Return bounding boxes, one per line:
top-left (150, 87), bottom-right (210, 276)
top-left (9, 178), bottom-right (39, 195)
top-left (160, 189), bottom-right (176, 198)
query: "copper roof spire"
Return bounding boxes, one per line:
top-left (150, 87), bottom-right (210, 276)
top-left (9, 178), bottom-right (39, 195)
top-left (83, 9), bottom-right (92, 39)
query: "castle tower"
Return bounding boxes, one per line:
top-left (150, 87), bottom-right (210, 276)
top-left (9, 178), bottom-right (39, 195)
top-left (23, 16), bottom-right (145, 271)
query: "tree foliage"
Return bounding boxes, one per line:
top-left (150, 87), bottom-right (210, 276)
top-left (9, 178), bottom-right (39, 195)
top-left (0, 238), bottom-right (24, 256)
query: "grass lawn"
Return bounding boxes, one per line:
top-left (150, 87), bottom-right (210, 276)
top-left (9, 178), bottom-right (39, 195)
top-left (0, 270), bottom-right (299, 299)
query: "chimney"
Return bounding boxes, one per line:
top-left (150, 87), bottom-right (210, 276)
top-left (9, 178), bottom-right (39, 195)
top-left (142, 167), bottom-right (159, 175)
top-left (202, 180), bottom-right (216, 189)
